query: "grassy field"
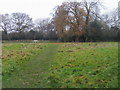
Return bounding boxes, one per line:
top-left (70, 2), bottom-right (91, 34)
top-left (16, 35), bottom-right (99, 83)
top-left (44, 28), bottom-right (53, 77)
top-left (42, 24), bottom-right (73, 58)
top-left (2, 42), bottom-right (118, 88)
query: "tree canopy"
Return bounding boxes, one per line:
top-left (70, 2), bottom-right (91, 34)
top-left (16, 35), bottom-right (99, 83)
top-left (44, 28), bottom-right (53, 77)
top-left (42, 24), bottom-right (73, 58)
top-left (0, 0), bottom-right (119, 41)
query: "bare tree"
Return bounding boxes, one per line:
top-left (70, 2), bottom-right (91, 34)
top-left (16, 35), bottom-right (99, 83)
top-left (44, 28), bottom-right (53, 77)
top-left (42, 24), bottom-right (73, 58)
top-left (35, 18), bottom-right (50, 32)
top-left (34, 18), bottom-right (56, 40)
top-left (111, 9), bottom-right (119, 27)
top-left (0, 14), bottom-right (11, 34)
top-left (102, 8), bottom-right (119, 28)
top-left (11, 13), bottom-right (33, 33)
top-left (81, 0), bottom-right (102, 41)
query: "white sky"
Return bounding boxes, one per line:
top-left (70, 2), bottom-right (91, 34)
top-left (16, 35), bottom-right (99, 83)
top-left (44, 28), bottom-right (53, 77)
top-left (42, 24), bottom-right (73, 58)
top-left (0, 0), bottom-right (119, 20)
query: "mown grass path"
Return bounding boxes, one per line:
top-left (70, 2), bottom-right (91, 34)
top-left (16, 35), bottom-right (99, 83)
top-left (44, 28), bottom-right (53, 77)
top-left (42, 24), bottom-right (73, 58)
top-left (3, 44), bottom-right (58, 88)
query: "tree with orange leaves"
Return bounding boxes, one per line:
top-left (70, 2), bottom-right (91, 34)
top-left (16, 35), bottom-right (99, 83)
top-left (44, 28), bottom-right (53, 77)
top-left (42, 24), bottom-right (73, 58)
top-left (53, 1), bottom-right (86, 42)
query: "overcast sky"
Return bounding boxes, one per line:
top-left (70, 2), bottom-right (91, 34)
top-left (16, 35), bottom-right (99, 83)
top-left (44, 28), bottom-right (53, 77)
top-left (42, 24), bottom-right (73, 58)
top-left (0, 0), bottom-right (119, 20)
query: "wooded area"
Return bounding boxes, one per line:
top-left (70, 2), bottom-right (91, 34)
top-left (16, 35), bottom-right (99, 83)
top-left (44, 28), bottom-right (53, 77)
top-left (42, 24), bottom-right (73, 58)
top-left (1, 0), bottom-right (120, 42)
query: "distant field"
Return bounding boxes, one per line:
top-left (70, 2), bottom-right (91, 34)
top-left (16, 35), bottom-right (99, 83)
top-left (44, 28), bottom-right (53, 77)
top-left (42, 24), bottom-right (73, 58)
top-left (2, 42), bottom-right (118, 88)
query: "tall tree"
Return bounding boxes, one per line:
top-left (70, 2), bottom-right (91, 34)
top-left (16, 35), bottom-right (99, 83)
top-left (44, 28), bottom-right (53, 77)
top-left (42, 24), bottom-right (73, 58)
top-left (11, 13), bottom-right (33, 33)
top-left (53, 5), bottom-right (68, 40)
top-left (81, 0), bottom-right (102, 41)
top-left (53, 1), bottom-right (86, 41)
top-left (0, 14), bottom-right (11, 34)
top-left (34, 18), bottom-right (57, 40)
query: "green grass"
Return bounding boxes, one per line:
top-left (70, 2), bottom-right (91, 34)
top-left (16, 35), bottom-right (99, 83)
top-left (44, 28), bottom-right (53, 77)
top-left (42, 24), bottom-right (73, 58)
top-left (47, 42), bottom-right (118, 88)
top-left (2, 42), bottom-right (118, 88)
top-left (2, 43), bottom-right (47, 77)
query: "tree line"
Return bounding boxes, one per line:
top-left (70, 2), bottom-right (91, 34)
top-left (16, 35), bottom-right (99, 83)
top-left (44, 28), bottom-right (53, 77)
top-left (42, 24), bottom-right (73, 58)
top-left (1, 0), bottom-right (120, 42)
